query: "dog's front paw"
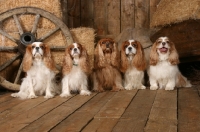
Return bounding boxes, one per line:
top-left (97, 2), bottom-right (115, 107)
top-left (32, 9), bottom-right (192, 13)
top-left (125, 86), bottom-right (132, 90)
top-left (11, 93), bottom-right (19, 98)
top-left (44, 94), bottom-right (54, 99)
top-left (165, 87), bottom-right (174, 90)
top-left (60, 93), bottom-right (71, 98)
top-left (111, 86), bottom-right (123, 92)
top-left (28, 94), bottom-right (38, 99)
top-left (150, 86), bottom-right (158, 90)
top-left (80, 90), bottom-right (91, 96)
top-left (92, 87), bottom-right (105, 93)
top-left (140, 85), bottom-right (146, 89)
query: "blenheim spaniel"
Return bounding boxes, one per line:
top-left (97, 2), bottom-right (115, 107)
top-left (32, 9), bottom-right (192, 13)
top-left (120, 39), bottom-right (146, 90)
top-left (60, 43), bottom-right (91, 97)
top-left (149, 37), bottom-right (191, 90)
top-left (11, 42), bottom-right (60, 99)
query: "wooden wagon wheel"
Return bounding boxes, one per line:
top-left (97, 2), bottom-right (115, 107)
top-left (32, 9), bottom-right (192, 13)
top-left (0, 7), bottom-right (73, 91)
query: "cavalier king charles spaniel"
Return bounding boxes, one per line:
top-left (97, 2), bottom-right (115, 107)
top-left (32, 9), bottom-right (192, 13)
top-left (60, 43), bottom-right (91, 97)
top-left (92, 38), bottom-right (123, 92)
top-left (11, 42), bottom-right (60, 99)
top-left (120, 40), bottom-right (146, 90)
top-left (149, 37), bottom-right (191, 90)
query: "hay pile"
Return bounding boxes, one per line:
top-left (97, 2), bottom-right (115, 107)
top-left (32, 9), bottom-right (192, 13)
top-left (70, 27), bottom-right (95, 69)
top-left (150, 0), bottom-right (200, 28)
top-left (0, 0), bottom-right (65, 81)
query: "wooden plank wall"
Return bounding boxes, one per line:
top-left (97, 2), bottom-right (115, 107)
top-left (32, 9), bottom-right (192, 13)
top-left (61, 0), bottom-right (161, 40)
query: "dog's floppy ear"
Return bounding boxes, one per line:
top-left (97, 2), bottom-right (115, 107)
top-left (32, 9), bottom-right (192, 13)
top-left (149, 41), bottom-right (159, 65)
top-left (94, 40), bottom-right (106, 69)
top-left (62, 45), bottom-right (73, 75)
top-left (23, 45), bottom-right (33, 72)
top-left (120, 41), bottom-right (128, 73)
top-left (168, 42), bottom-right (179, 65)
top-left (79, 44), bottom-right (91, 75)
top-left (132, 41), bottom-right (146, 71)
top-left (111, 42), bottom-right (120, 69)
top-left (43, 44), bottom-right (58, 73)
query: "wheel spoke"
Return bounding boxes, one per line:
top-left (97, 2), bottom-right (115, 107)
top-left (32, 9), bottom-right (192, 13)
top-left (0, 46), bottom-right (18, 52)
top-left (14, 58), bottom-right (23, 84)
top-left (38, 26), bottom-right (60, 42)
top-left (13, 14), bottom-right (23, 35)
top-left (0, 29), bottom-right (17, 43)
top-left (0, 53), bottom-right (21, 72)
top-left (31, 14), bottom-right (40, 34)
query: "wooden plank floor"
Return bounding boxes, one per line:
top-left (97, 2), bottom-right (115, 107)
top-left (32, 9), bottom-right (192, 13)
top-left (0, 87), bottom-right (200, 132)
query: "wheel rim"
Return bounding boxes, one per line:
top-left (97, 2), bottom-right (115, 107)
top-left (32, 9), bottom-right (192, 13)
top-left (0, 7), bottom-right (74, 91)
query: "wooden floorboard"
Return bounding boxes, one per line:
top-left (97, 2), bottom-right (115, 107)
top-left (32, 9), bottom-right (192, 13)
top-left (145, 89), bottom-right (177, 132)
top-left (112, 89), bottom-right (157, 132)
top-left (0, 92), bottom-right (13, 104)
top-left (20, 93), bottom-right (97, 132)
top-left (0, 95), bottom-right (73, 132)
top-left (83, 90), bottom-right (138, 131)
top-left (0, 96), bottom-right (48, 124)
top-left (0, 87), bottom-right (199, 132)
top-left (0, 97), bottom-right (24, 113)
top-left (50, 92), bottom-right (117, 132)
top-left (178, 87), bottom-right (200, 132)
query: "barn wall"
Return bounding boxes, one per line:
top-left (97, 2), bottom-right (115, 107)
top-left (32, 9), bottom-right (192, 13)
top-left (60, 0), bottom-right (161, 40)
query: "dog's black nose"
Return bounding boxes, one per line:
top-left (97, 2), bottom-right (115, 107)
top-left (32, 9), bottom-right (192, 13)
top-left (162, 42), bottom-right (166, 46)
top-left (74, 48), bottom-right (77, 51)
top-left (128, 47), bottom-right (132, 51)
top-left (106, 43), bottom-right (109, 48)
top-left (36, 47), bottom-right (39, 51)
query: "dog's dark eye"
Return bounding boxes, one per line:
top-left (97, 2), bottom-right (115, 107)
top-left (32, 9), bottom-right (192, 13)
top-left (70, 47), bottom-right (72, 50)
top-left (133, 44), bottom-right (137, 48)
top-left (166, 41), bottom-right (169, 43)
top-left (102, 41), bottom-right (106, 44)
top-left (32, 46), bottom-right (35, 48)
top-left (40, 46), bottom-right (44, 49)
top-left (157, 41), bottom-right (162, 43)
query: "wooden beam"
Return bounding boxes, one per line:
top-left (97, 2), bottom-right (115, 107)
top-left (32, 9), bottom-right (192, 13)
top-left (135, 0), bottom-right (150, 28)
top-left (80, 0), bottom-right (94, 28)
top-left (121, 0), bottom-right (135, 31)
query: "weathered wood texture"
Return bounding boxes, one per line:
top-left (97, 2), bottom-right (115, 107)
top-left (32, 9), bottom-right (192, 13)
top-left (61, 0), bottom-right (161, 39)
top-left (178, 87), bottom-right (200, 132)
top-left (0, 87), bottom-right (199, 131)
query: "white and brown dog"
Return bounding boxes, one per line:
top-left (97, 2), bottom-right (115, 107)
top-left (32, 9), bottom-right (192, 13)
top-left (11, 42), bottom-right (60, 99)
top-left (120, 40), bottom-right (146, 90)
top-left (149, 37), bottom-right (191, 90)
top-left (60, 43), bottom-right (91, 97)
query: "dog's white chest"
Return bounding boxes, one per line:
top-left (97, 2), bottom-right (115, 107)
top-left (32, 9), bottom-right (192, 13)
top-left (150, 61), bottom-right (178, 79)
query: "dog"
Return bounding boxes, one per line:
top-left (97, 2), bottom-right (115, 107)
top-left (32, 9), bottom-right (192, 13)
top-left (92, 38), bottom-right (123, 92)
top-left (60, 43), bottom-right (91, 97)
top-left (120, 39), bottom-right (146, 90)
top-left (148, 37), bottom-right (191, 90)
top-left (11, 42), bottom-right (60, 99)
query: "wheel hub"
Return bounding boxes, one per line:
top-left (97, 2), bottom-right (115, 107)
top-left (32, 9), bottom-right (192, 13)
top-left (20, 32), bottom-right (36, 45)
top-left (18, 32), bottom-right (36, 54)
